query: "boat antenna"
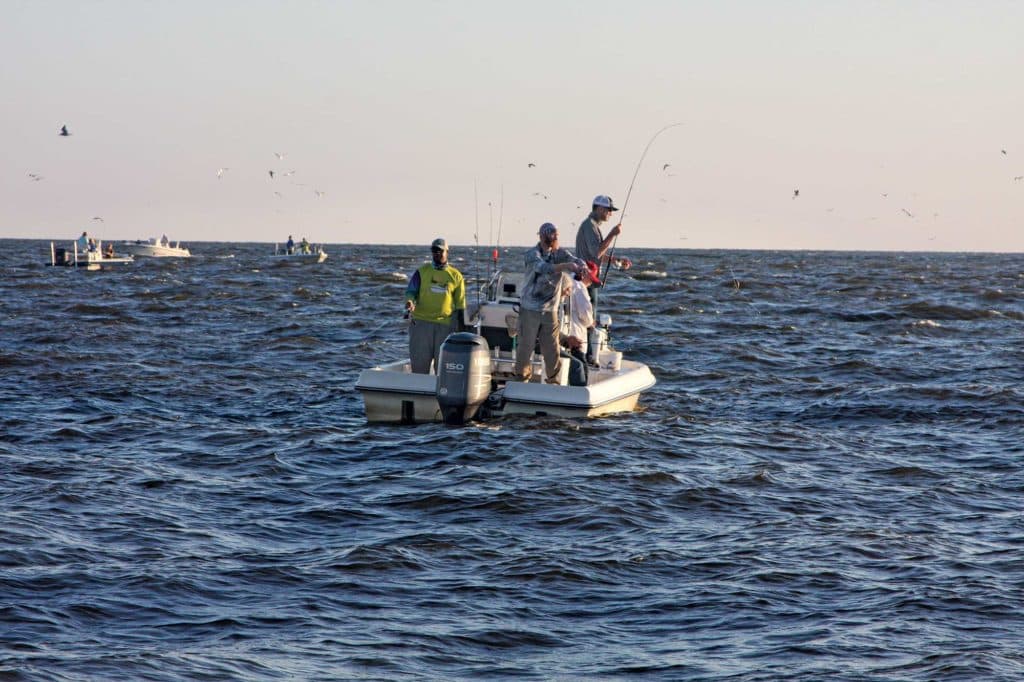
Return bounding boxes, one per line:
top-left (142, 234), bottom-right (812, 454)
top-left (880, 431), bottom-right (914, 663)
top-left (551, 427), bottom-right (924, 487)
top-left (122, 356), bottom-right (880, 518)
top-left (494, 184), bottom-right (504, 273)
top-left (474, 181), bottom-right (482, 333)
top-left (601, 122), bottom-right (683, 286)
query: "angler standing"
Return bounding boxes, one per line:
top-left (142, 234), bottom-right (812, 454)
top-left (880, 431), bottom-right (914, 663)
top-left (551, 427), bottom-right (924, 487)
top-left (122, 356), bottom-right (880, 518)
top-left (405, 238), bottom-right (466, 374)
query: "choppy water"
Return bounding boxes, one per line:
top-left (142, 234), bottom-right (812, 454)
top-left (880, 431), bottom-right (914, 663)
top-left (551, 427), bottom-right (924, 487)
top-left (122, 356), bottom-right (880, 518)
top-left (2, 239), bottom-right (1023, 681)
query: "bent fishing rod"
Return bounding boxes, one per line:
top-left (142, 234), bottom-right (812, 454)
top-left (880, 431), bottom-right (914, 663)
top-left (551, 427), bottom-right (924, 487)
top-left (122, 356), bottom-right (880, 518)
top-left (601, 122), bottom-right (683, 286)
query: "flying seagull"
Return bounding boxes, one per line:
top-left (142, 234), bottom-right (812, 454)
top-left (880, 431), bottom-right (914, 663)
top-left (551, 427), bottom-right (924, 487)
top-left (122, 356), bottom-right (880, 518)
top-left (92, 216), bottom-right (104, 222)
top-left (217, 167), bottom-right (230, 178)
top-left (662, 163), bottom-right (671, 171)
top-left (314, 190), bottom-right (324, 198)
top-left (1002, 149), bottom-right (1007, 155)
top-left (59, 124), bottom-right (70, 137)
top-left (27, 172), bottom-right (43, 181)
top-left (900, 208), bottom-right (914, 218)
top-left (527, 163), bottom-right (536, 168)
top-left (1015, 176), bottom-right (1023, 181)
top-left (268, 170), bottom-right (275, 179)
top-left (274, 152), bottom-right (286, 160)
top-left (792, 189), bottom-right (799, 199)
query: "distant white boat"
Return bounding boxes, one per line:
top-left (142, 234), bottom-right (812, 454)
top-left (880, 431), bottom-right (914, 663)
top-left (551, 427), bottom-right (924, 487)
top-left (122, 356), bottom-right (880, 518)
top-left (49, 240), bottom-right (134, 271)
top-left (119, 237), bottom-right (191, 258)
top-left (273, 243), bottom-right (328, 263)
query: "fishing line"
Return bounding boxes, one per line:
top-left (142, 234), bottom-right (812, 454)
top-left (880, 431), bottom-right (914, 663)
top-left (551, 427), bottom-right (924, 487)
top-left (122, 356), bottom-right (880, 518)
top-left (602, 122), bottom-right (683, 285)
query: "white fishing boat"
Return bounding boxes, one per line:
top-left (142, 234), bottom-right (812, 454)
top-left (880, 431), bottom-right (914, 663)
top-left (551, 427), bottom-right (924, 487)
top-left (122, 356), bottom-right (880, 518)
top-left (119, 237), bottom-right (191, 258)
top-left (356, 269), bottom-right (656, 424)
top-left (272, 243), bottom-right (328, 263)
top-left (48, 241), bottom-right (134, 271)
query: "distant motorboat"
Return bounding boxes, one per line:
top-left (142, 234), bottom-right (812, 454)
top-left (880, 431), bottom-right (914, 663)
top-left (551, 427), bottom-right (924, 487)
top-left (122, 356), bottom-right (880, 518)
top-left (49, 240), bottom-right (134, 271)
top-left (119, 237), bottom-right (191, 258)
top-left (632, 270), bottom-right (667, 281)
top-left (273, 243), bottom-right (328, 264)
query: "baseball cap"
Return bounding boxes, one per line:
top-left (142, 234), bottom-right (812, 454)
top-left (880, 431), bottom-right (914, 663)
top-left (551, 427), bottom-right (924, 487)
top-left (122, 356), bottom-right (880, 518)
top-left (577, 259), bottom-right (602, 285)
top-left (592, 195), bottom-right (619, 211)
top-left (430, 238), bottom-right (448, 251)
top-left (538, 223), bottom-right (558, 238)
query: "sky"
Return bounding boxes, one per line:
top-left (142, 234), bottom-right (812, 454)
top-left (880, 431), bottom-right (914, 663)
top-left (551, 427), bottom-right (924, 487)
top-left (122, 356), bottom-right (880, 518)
top-left (2, 0), bottom-right (1022, 251)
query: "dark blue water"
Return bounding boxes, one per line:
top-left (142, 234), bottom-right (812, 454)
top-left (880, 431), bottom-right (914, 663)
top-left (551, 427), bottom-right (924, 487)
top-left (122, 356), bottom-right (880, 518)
top-left (2, 239), bottom-right (1023, 681)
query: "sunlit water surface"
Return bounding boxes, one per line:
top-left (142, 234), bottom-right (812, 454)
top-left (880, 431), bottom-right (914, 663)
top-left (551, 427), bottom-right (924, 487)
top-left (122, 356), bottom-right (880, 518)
top-left (2, 240), bottom-right (1023, 680)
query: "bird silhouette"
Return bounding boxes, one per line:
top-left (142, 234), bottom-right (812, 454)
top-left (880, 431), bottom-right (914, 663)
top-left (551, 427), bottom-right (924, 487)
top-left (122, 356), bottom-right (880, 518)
top-left (27, 172), bottom-right (43, 181)
top-left (274, 152), bottom-right (286, 160)
top-left (59, 124), bottom-right (70, 137)
top-left (1015, 176), bottom-right (1023, 181)
top-left (1001, 149), bottom-right (1007, 155)
top-left (527, 163), bottom-right (536, 168)
top-left (662, 163), bottom-right (671, 171)
top-left (92, 216), bottom-right (103, 222)
top-left (792, 189), bottom-right (799, 199)
top-left (268, 170), bottom-right (275, 179)
top-left (900, 208), bottom-right (914, 218)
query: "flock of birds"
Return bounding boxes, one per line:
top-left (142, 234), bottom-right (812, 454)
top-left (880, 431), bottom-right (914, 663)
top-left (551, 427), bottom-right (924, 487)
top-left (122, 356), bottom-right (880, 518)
top-left (36, 124), bottom-right (327, 208)
top-left (33, 124), bottom-right (1020, 236)
top-left (216, 150), bottom-right (325, 202)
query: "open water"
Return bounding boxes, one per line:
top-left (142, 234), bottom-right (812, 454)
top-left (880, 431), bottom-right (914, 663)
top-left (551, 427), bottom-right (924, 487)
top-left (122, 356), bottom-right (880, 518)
top-left (2, 239), bottom-right (1023, 681)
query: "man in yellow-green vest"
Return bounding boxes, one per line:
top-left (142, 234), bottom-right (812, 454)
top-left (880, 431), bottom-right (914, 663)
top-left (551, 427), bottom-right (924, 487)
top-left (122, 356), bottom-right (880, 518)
top-left (404, 238), bottom-right (466, 374)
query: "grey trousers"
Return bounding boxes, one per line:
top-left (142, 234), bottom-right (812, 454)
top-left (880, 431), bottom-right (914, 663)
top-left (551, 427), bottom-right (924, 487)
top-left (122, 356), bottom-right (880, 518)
top-left (514, 306), bottom-right (561, 382)
top-left (409, 318), bottom-right (451, 374)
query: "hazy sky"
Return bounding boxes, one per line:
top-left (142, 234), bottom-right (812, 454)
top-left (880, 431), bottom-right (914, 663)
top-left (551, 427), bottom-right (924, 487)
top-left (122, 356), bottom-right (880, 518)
top-left (3, 1), bottom-right (1021, 251)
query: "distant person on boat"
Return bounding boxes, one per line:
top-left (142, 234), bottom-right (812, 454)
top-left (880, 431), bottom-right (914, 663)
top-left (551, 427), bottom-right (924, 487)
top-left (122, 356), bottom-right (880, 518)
top-left (561, 260), bottom-right (599, 383)
top-left (286, 235), bottom-right (295, 255)
top-left (87, 238), bottom-right (98, 253)
top-left (103, 242), bottom-right (115, 259)
top-left (300, 237), bottom-right (311, 254)
top-left (575, 194), bottom-right (632, 310)
top-left (515, 223), bottom-right (584, 383)
top-left (160, 234), bottom-right (169, 247)
top-left (405, 238), bottom-right (466, 374)
top-left (77, 231), bottom-right (89, 252)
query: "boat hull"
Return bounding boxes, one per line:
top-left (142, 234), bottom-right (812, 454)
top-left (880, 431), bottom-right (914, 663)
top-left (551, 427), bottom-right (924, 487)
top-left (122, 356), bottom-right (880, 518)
top-left (356, 358), bottom-right (655, 423)
top-left (271, 252), bottom-right (328, 263)
top-left (120, 242), bottom-right (191, 257)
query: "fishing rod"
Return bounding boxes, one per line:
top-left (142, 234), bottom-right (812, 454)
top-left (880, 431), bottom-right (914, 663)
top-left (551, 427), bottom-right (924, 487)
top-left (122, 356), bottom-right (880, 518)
top-left (601, 122), bottom-right (683, 286)
top-left (493, 185), bottom-right (504, 282)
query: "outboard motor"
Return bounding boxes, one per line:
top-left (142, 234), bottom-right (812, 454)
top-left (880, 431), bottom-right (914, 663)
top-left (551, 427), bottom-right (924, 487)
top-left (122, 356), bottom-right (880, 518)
top-left (436, 332), bottom-right (492, 425)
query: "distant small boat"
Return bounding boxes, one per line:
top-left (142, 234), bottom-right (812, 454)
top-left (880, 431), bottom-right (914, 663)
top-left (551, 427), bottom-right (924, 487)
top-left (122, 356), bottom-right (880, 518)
top-left (272, 243), bottom-right (328, 264)
top-left (119, 237), bottom-right (191, 258)
top-left (49, 240), bottom-right (134, 271)
top-left (632, 270), bottom-right (667, 281)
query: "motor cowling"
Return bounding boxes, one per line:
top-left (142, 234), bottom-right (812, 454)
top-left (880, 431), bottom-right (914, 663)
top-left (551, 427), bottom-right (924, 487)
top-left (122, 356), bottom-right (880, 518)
top-left (436, 332), bottom-right (491, 425)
